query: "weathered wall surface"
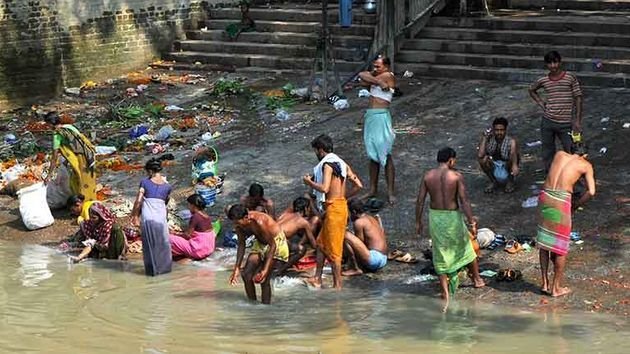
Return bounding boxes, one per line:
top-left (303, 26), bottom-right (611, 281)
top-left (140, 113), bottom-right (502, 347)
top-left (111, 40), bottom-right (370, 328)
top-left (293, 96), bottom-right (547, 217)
top-left (0, 0), bottom-right (236, 108)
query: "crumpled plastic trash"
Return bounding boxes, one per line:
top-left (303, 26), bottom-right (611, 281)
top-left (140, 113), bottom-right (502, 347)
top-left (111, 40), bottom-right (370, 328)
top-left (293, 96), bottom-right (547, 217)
top-left (291, 87), bottom-right (309, 97)
top-left (155, 125), bottom-right (175, 141)
top-left (95, 146), bottom-right (117, 155)
top-left (165, 105), bottom-right (185, 112)
top-left (480, 270), bottom-right (497, 277)
top-left (599, 147), bottom-right (607, 154)
top-left (129, 125), bottom-right (149, 139)
top-left (623, 122), bottom-right (630, 129)
top-left (64, 87), bottom-right (81, 95)
top-left (404, 274), bottom-right (437, 284)
top-left (358, 89), bottom-right (370, 98)
top-left (136, 84), bottom-right (148, 92)
top-left (403, 70), bottom-right (414, 78)
top-left (333, 99), bottom-right (350, 110)
top-left (276, 110), bottom-right (291, 121)
top-left (521, 196), bottom-right (539, 208)
top-left (600, 117), bottom-right (610, 123)
top-left (4, 133), bottom-right (17, 145)
top-left (201, 132), bottom-right (214, 142)
top-left (526, 140), bottom-right (543, 147)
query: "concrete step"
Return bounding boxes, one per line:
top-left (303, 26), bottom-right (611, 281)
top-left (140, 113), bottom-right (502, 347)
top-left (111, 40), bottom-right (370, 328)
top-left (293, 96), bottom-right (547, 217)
top-left (175, 40), bottom-right (368, 62)
top-left (395, 63), bottom-right (630, 87)
top-left (209, 7), bottom-right (377, 25)
top-left (419, 27), bottom-right (630, 47)
top-left (508, 0), bottom-right (630, 11)
top-left (397, 50), bottom-right (630, 74)
top-left (185, 30), bottom-right (372, 47)
top-left (204, 19), bottom-right (374, 37)
top-left (164, 51), bottom-right (362, 72)
top-left (429, 15), bottom-right (630, 33)
top-left (401, 39), bottom-right (630, 60)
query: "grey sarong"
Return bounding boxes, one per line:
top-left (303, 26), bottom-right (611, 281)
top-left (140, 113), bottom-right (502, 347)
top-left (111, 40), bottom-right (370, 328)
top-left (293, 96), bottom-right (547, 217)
top-left (141, 198), bottom-right (172, 276)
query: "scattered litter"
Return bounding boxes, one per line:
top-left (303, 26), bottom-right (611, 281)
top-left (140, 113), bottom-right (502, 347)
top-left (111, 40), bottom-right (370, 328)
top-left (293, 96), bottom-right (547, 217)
top-left (480, 270), bottom-right (497, 277)
top-left (126, 88), bottom-right (138, 97)
top-left (136, 84), bottom-right (148, 92)
top-left (4, 134), bottom-right (17, 145)
top-left (201, 132), bottom-right (214, 142)
top-left (64, 87), bottom-right (81, 96)
top-left (358, 89), bottom-right (370, 98)
top-left (333, 99), bottom-right (349, 110)
top-left (403, 70), bottom-right (414, 78)
top-left (164, 105), bottom-right (185, 112)
top-left (623, 122), bottom-right (630, 129)
top-left (570, 231), bottom-right (581, 242)
top-left (95, 146), bottom-right (117, 155)
top-left (273, 276), bottom-right (305, 290)
top-left (155, 125), bottom-right (175, 141)
top-left (600, 116), bottom-right (610, 123)
top-left (599, 147), bottom-right (607, 154)
top-left (521, 196), bottom-right (539, 208)
top-left (592, 59), bottom-right (603, 71)
top-left (129, 125), bottom-right (149, 139)
top-left (275, 110), bottom-right (291, 121)
top-left (404, 274), bottom-right (437, 284)
top-left (521, 243), bottom-right (532, 252)
top-left (290, 87), bottom-right (308, 97)
top-left (575, 240), bottom-right (584, 245)
top-left (476, 228), bottom-right (496, 249)
top-left (526, 140), bottom-right (543, 148)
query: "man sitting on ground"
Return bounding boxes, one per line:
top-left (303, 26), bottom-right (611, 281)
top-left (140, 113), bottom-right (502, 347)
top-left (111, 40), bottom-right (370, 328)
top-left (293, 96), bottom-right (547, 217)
top-left (478, 117), bottom-right (520, 193)
top-left (342, 199), bottom-right (388, 276)
top-left (276, 197), bottom-right (318, 274)
top-left (537, 143), bottom-right (595, 297)
top-left (227, 204), bottom-right (289, 304)
top-left (240, 182), bottom-right (275, 218)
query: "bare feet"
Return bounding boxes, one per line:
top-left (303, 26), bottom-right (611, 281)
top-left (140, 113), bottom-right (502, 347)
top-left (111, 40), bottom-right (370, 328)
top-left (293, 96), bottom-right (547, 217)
top-left (484, 182), bottom-right (497, 193)
top-left (441, 293), bottom-right (450, 313)
top-left (504, 180), bottom-right (515, 193)
top-left (342, 269), bottom-right (363, 276)
top-left (473, 277), bottom-right (486, 288)
top-left (305, 277), bottom-right (322, 289)
top-left (540, 286), bottom-right (552, 295)
top-left (551, 287), bottom-right (571, 297)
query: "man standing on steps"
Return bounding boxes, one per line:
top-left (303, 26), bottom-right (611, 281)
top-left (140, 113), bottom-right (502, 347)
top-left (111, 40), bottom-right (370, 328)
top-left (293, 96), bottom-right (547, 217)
top-left (358, 55), bottom-right (397, 205)
top-left (529, 51), bottom-right (583, 173)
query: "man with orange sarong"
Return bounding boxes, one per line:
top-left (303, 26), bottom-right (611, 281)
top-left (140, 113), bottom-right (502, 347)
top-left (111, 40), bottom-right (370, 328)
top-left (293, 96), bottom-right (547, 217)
top-left (537, 143), bottom-right (595, 297)
top-left (303, 134), bottom-right (362, 289)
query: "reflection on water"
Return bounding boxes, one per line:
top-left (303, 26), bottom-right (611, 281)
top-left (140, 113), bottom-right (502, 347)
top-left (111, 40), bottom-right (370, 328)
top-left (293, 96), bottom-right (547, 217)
top-left (0, 242), bottom-right (628, 353)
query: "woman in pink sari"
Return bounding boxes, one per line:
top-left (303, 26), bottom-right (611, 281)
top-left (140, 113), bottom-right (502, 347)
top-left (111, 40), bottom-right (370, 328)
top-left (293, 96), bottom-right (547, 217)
top-left (170, 194), bottom-right (216, 260)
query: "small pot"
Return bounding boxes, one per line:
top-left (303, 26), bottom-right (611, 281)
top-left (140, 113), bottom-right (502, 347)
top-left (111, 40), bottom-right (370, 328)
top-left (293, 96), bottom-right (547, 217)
top-left (363, 0), bottom-right (377, 14)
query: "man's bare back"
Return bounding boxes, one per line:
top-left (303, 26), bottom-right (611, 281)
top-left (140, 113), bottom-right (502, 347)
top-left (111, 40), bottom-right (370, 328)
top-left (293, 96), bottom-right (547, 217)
top-left (353, 214), bottom-right (387, 254)
top-left (238, 211), bottom-right (281, 245)
top-left (423, 167), bottom-right (462, 210)
top-left (545, 151), bottom-right (594, 193)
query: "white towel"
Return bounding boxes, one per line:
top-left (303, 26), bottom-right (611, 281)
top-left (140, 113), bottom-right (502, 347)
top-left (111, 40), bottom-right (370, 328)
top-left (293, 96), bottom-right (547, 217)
top-left (312, 153), bottom-right (347, 207)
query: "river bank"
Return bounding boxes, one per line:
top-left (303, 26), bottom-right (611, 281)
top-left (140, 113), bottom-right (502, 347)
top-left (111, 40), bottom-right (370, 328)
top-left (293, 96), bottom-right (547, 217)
top-left (0, 67), bottom-right (628, 316)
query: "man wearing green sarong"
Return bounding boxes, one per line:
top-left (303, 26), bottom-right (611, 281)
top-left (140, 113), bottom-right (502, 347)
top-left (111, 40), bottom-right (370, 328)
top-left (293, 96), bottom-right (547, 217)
top-left (416, 147), bottom-right (485, 312)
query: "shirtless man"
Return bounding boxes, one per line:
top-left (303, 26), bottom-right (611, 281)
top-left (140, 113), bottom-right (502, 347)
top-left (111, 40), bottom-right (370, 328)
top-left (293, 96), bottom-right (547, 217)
top-left (537, 144), bottom-right (595, 297)
top-left (303, 134), bottom-right (363, 289)
top-left (358, 55), bottom-right (397, 204)
top-left (240, 182), bottom-right (275, 218)
top-left (416, 147), bottom-right (485, 312)
top-left (276, 197), bottom-right (318, 274)
top-left (342, 199), bottom-right (388, 276)
top-left (227, 204), bottom-right (289, 304)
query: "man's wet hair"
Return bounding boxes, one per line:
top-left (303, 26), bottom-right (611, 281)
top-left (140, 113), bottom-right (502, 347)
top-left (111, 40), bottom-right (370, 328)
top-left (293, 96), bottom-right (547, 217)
top-left (544, 51), bottom-right (562, 63)
top-left (376, 54), bottom-right (391, 67)
top-left (571, 142), bottom-right (588, 156)
top-left (292, 196), bottom-right (310, 216)
top-left (66, 194), bottom-right (85, 209)
top-left (248, 183), bottom-right (264, 198)
top-left (437, 147), bottom-right (456, 163)
top-left (145, 158), bottom-right (163, 173)
top-left (44, 111), bottom-right (61, 126)
top-left (492, 117), bottom-right (508, 128)
top-left (348, 198), bottom-right (365, 215)
top-left (311, 134), bottom-right (334, 153)
top-left (187, 194), bottom-right (207, 210)
top-left (227, 204), bottom-right (248, 220)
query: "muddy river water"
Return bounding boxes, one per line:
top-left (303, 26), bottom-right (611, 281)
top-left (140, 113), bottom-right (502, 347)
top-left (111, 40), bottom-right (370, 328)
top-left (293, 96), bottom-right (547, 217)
top-left (1, 241), bottom-right (627, 353)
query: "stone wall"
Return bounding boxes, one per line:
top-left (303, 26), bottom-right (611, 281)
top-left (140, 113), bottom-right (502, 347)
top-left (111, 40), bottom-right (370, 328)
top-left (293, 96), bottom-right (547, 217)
top-left (0, 0), bottom-right (236, 108)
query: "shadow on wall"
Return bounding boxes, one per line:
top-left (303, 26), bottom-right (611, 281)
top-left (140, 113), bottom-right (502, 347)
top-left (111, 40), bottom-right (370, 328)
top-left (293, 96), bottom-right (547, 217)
top-left (0, 0), bottom-right (215, 108)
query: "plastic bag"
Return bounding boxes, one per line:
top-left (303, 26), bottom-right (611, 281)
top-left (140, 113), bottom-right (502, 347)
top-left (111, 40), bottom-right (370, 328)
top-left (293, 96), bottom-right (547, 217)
top-left (47, 165), bottom-right (72, 210)
top-left (18, 182), bottom-right (54, 230)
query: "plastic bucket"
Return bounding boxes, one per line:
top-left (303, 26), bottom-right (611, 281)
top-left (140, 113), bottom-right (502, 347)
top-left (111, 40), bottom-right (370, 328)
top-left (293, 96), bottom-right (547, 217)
top-left (195, 184), bottom-right (217, 207)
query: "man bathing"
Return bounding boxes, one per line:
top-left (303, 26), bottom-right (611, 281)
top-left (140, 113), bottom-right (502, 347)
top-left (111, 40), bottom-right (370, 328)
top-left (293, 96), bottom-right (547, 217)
top-left (342, 199), bottom-right (388, 276)
top-left (416, 147), bottom-right (485, 312)
top-left (303, 134), bottom-right (363, 289)
top-left (478, 117), bottom-right (520, 193)
top-left (276, 197), bottom-right (318, 274)
top-left (241, 182), bottom-right (275, 218)
top-left (227, 204), bottom-right (289, 304)
top-left (358, 55), bottom-right (397, 204)
top-left (537, 144), bottom-right (595, 297)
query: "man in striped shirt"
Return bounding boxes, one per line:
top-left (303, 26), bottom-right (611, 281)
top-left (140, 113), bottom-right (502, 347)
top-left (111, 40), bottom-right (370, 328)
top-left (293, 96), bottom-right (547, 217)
top-left (529, 51), bottom-right (583, 172)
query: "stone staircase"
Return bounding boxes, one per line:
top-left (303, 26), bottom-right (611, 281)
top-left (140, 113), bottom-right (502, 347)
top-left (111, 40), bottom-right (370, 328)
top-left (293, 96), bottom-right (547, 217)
top-left (166, 1), bottom-right (375, 73)
top-left (397, 0), bottom-right (630, 87)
